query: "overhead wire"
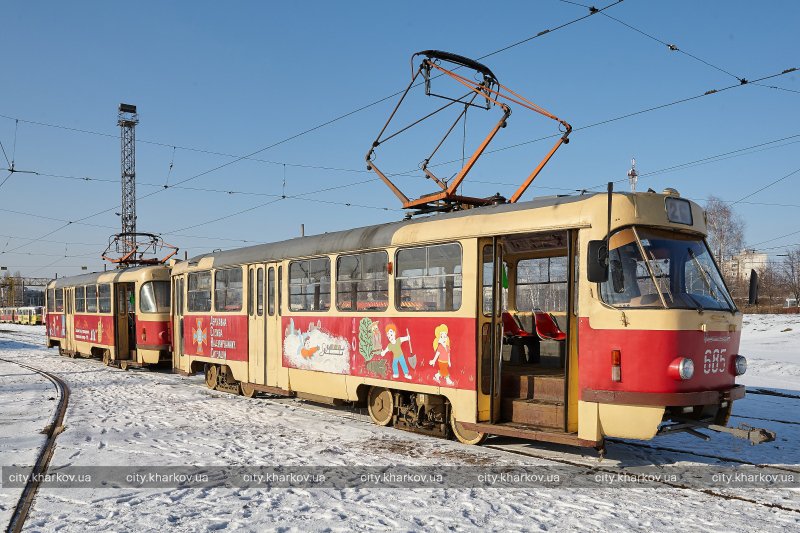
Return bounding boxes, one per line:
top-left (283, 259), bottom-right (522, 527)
top-left (752, 83), bottom-right (800, 95)
top-left (1, 1), bottom-right (626, 262)
top-left (729, 166), bottom-right (800, 206)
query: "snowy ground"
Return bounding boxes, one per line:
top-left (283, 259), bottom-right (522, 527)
top-left (0, 319), bottom-right (798, 532)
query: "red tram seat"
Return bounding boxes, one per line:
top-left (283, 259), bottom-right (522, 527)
top-left (502, 312), bottom-right (533, 338)
top-left (533, 310), bottom-right (567, 341)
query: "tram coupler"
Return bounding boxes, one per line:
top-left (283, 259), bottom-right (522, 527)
top-left (659, 419), bottom-right (776, 445)
top-left (706, 423), bottom-right (776, 445)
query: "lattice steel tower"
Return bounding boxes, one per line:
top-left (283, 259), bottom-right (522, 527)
top-left (118, 103), bottom-right (139, 253)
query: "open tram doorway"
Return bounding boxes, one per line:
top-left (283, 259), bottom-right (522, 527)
top-left (115, 282), bottom-right (136, 362)
top-left (477, 230), bottom-right (577, 436)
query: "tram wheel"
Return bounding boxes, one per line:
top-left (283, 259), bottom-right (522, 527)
top-left (451, 415), bottom-right (487, 445)
top-left (205, 365), bottom-right (219, 390)
top-left (367, 387), bottom-right (394, 426)
top-left (120, 360), bottom-right (129, 371)
top-left (240, 382), bottom-right (257, 398)
top-left (103, 351), bottom-right (112, 366)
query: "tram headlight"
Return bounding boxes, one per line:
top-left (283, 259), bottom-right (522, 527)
top-left (734, 355), bottom-right (748, 376)
top-left (668, 357), bottom-right (694, 381)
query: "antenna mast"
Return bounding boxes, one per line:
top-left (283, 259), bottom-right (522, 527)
top-left (627, 157), bottom-right (638, 192)
top-left (118, 103), bottom-right (139, 253)
top-left (103, 103), bottom-right (178, 267)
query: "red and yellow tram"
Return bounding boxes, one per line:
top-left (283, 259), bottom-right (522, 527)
top-left (168, 189), bottom-right (764, 448)
top-left (45, 265), bottom-right (171, 368)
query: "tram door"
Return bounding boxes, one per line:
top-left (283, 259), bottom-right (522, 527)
top-left (265, 264), bottom-right (280, 387)
top-left (477, 238), bottom-right (504, 423)
top-left (247, 266), bottom-right (266, 385)
top-left (115, 283), bottom-right (136, 360)
top-left (172, 275), bottom-right (185, 369)
top-left (64, 287), bottom-right (74, 354)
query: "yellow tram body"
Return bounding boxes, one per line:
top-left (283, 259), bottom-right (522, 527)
top-left (45, 265), bottom-right (171, 367)
top-left (171, 190), bottom-right (747, 447)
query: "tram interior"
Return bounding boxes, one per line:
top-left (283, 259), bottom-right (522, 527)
top-left (487, 231), bottom-right (571, 431)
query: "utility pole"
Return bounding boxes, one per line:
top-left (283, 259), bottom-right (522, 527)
top-left (118, 103), bottom-right (139, 254)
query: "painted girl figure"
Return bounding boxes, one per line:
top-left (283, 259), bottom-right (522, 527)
top-left (429, 324), bottom-right (454, 385)
top-left (381, 323), bottom-right (412, 380)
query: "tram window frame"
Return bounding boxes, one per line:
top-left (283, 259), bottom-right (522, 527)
top-left (248, 268), bottom-right (254, 316)
top-left (98, 284), bottom-right (112, 313)
top-left (47, 289), bottom-right (54, 312)
top-left (336, 251), bottom-right (389, 312)
top-left (395, 242), bottom-right (462, 312)
top-left (188, 271), bottom-right (212, 313)
top-left (140, 281), bottom-right (170, 314)
top-left (289, 257), bottom-right (331, 312)
top-left (278, 266), bottom-right (283, 316)
top-left (268, 267), bottom-right (275, 316)
top-left (481, 245), bottom-right (509, 317)
top-left (257, 267), bottom-right (264, 316)
top-left (55, 289), bottom-right (64, 312)
top-left (214, 267), bottom-right (243, 312)
top-left (86, 285), bottom-right (98, 313)
top-left (75, 286), bottom-right (86, 313)
top-left (515, 256), bottom-right (569, 313)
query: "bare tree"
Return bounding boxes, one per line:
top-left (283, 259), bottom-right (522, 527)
top-left (783, 248), bottom-right (800, 304)
top-left (704, 196), bottom-right (745, 282)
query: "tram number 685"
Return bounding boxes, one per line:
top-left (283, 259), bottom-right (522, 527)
top-left (703, 349), bottom-right (727, 374)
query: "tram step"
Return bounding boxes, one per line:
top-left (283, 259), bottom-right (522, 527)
top-left (501, 374), bottom-right (565, 402)
top-left (501, 398), bottom-right (564, 428)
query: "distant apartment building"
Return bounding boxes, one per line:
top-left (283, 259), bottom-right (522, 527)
top-left (726, 249), bottom-right (768, 281)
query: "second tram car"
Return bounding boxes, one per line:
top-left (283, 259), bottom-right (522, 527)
top-left (45, 265), bottom-right (171, 368)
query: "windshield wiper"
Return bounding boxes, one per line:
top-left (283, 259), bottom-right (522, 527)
top-left (687, 248), bottom-right (732, 312)
top-left (684, 292), bottom-right (705, 314)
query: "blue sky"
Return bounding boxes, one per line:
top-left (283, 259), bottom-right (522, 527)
top-left (0, 0), bottom-right (798, 278)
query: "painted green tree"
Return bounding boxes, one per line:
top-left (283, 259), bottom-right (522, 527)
top-left (358, 317), bottom-right (375, 362)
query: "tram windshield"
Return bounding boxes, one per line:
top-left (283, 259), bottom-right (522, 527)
top-left (600, 227), bottom-right (735, 312)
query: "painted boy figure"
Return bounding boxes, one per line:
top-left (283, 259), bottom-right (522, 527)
top-left (381, 323), bottom-right (412, 380)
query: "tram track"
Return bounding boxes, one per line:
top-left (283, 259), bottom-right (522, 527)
top-left (748, 388), bottom-right (800, 400)
top-left (606, 438), bottom-right (800, 475)
top-left (485, 443), bottom-right (800, 515)
top-left (0, 357), bottom-right (70, 533)
top-left (732, 414), bottom-right (800, 427)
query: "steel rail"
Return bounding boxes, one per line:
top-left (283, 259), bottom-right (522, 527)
top-left (0, 356), bottom-right (70, 533)
top-left (486, 443), bottom-right (800, 514)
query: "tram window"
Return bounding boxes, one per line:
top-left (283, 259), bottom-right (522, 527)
top-left (86, 285), bottom-right (98, 313)
top-left (289, 258), bottom-right (331, 312)
top-left (47, 289), bottom-right (54, 312)
top-left (336, 251), bottom-right (389, 311)
top-left (214, 268), bottom-right (243, 312)
top-left (55, 289), bottom-right (64, 312)
top-left (396, 243), bottom-right (462, 312)
top-left (248, 268), bottom-right (254, 316)
top-left (482, 245), bottom-right (508, 316)
top-left (268, 267), bottom-right (275, 316)
top-left (75, 286), bottom-right (86, 313)
top-left (278, 266), bottom-right (283, 315)
top-left (516, 256), bottom-right (568, 312)
top-left (188, 271), bottom-right (212, 312)
top-left (140, 281), bottom-right (170, 313)
top-left (257, 268), bottom-right (264, 316)
top-left (98, 284), bottom-right (112, 313)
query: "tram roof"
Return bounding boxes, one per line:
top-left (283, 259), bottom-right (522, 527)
top-left (188, 194), bottom-right (596, 270)
top-left (48, 265), bottom-right (167, 288)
